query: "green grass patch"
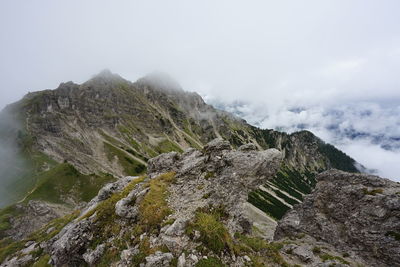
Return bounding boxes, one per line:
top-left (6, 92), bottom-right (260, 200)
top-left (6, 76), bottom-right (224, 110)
top-left (24, 163), bottom-right (115, 204)
top-left (154, 139), bottom-right (183, 154)
top-left (204, 172), bottom-right (215, 180)
top-left (233, 233), bottom-right (288, 267)
top-left (139, 172), bottom-right (176, 232)
top-left (312, 246), bottom-right (321, 254)
top-left (0, 238), bottom-right (24, 264)
top-left (186, 206), bottom-right (232, 254)
top-left (32, 254), bottom-right (51, 267)
top-left (363, 188), bottom-right (384, 196)
top-left (319, 253), bottom-right (350, 265)
top-left (28, 210), bottom-right (81, 243)
top-left (0, 206), bottom-right (22, 236)
top-left (81, 176), bottom-right (146, 248)
top-left (104, 142), bottom-right (146, 175)
top-left (385, 231), bottom-right (400, 241)
top-left (0, 210), bottom-right (80, 264)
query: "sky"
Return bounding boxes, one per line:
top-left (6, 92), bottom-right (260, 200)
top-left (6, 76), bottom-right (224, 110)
top-left (0, 1), bottom-right (400, 180)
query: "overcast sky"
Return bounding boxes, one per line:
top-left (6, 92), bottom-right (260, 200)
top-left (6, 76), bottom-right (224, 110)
top-left (1, 1), bottom-right (400, 180)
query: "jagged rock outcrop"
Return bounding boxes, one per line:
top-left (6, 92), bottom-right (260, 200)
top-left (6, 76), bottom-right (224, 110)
top-left (275, 170), bottom-right (400, 267)
top-left (0, 139), bottom-right (284, 267)
top-left (148, 138), bottom-right (283, 234)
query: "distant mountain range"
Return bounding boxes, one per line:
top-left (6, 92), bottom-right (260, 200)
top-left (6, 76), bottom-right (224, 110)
top-left (208, 98), bottom-right (400, 179)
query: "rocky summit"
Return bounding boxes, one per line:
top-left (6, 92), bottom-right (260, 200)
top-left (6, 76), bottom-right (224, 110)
top-left (0, 72), bottom-right (398, 267)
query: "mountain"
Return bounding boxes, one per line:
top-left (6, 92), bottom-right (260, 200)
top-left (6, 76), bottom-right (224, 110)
top-left (208, 99), bottom-right (400, 179)
top-left (0, 71), bottom-right (366, 266)
top-left (1, 139), bottom-right (398, 267)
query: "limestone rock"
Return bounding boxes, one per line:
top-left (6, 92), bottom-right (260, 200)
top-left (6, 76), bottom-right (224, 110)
top-left (144, 251), bottom-right (174, 267)
top-left (83, 243), bottom-right (106, 266)
top-left (275, 170), bottom-right (400, 267)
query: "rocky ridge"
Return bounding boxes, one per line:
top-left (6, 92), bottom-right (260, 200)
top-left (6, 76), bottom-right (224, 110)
top-left (1, 139), bottom-right (286, 266)
top-left (0, 71), bottom-right (359, 243)
top-left (1, 140), bottom-right (398, 266)
top-left (275, 170), bottom-right (400, 267)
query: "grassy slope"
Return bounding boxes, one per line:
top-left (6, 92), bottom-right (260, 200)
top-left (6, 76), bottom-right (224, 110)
top-left (0, 163), bottom-right (116, 239)
top-left (24, 163), bottom-right (115, 204)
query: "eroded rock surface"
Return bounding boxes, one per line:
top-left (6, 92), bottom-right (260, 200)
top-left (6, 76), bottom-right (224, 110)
top-left (149, 138), bottom-right (283, 234)
top-left (275, 170), bottom-right (400, 267)
top-left (4, 200), bottom-right (71, 240)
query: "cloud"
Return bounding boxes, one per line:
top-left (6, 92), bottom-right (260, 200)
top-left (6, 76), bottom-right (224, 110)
top-left (206, 97), bottom-right (400, 181)
top-left (0, 1), bottom-right (399, 180)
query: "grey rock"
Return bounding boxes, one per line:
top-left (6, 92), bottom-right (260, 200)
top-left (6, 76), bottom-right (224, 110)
top-left (48, 218), bottom-right (93, 266)
top-left (164, 218), bottom-right (187, 236)
top-left (159, 235), bottom-right (189, 253)
top-left (155, 139), bottom-right (283, 235)
top-left (177, 253), bottom-right (186, 267)
top-left (188, 254), bottom-right (198, 264)
top-left (21, 242), bottom-right (37, 255)
top-left (203, 138), bottom-right (231, 156)
top-left (292, 246), bottom-right (313, 263)
top-left (238, 143), bottom-right (258, 151)
top-left (4, 200), bottom-right (71, 241)
top-left (115, 186), bottom-right (148, 219)
top-left (83, 243), bottom-right (106, 266)
top-left (118, 247), bottom-right (140, 266)
top-left (145, 251), bottom-right (174, 267)
top-left (275, 170), bottom-right (400, 267)
top-left (147, 152), bottom-right (180, 175)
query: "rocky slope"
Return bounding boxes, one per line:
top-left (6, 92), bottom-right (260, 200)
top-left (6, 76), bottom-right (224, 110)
top-left (1, 140), bottom-right (396, 266)
top-left (275, 170), bottom-right (400, 267)
top-left (0, 71), bottom-right (359, 242)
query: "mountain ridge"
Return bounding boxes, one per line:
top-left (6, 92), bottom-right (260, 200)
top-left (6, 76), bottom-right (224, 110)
top-left (0, 71), bottom-right (366, 266)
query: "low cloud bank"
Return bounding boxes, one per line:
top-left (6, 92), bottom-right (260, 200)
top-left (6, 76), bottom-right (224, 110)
top-left (206, 97), bottom-right (400, 182)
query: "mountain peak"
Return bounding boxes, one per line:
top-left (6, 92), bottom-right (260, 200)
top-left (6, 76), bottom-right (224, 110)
top-left (87, 69), bottom-right (127, 85)
top-left (136, 71), bottom-right (183, 93)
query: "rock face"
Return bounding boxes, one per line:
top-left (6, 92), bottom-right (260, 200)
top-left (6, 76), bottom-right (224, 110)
top-left (148, 138), bottom-right (283, 234)
top-left (4, 200), bottom-right (71, 240)
top-left (275, 170), bottom-right (400, 267)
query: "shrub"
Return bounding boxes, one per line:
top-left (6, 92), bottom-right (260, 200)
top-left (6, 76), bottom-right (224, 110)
top-left (312, 246), bottom-right (321, 254)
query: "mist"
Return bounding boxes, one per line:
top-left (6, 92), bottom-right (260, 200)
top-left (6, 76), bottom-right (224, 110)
top-left (0, 109), bottom-right (30, 207)
top-left (0, 1), bottom-right (400, 180)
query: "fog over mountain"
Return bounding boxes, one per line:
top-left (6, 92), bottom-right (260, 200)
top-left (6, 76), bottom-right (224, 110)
top-left (206, 98), bottom-right (400, 181)
top-left (1, 1), bottom-right (400, 180)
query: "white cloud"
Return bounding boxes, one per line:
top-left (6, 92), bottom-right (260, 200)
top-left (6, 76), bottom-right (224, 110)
top-left (0, 0), bottom-right (400, 181)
